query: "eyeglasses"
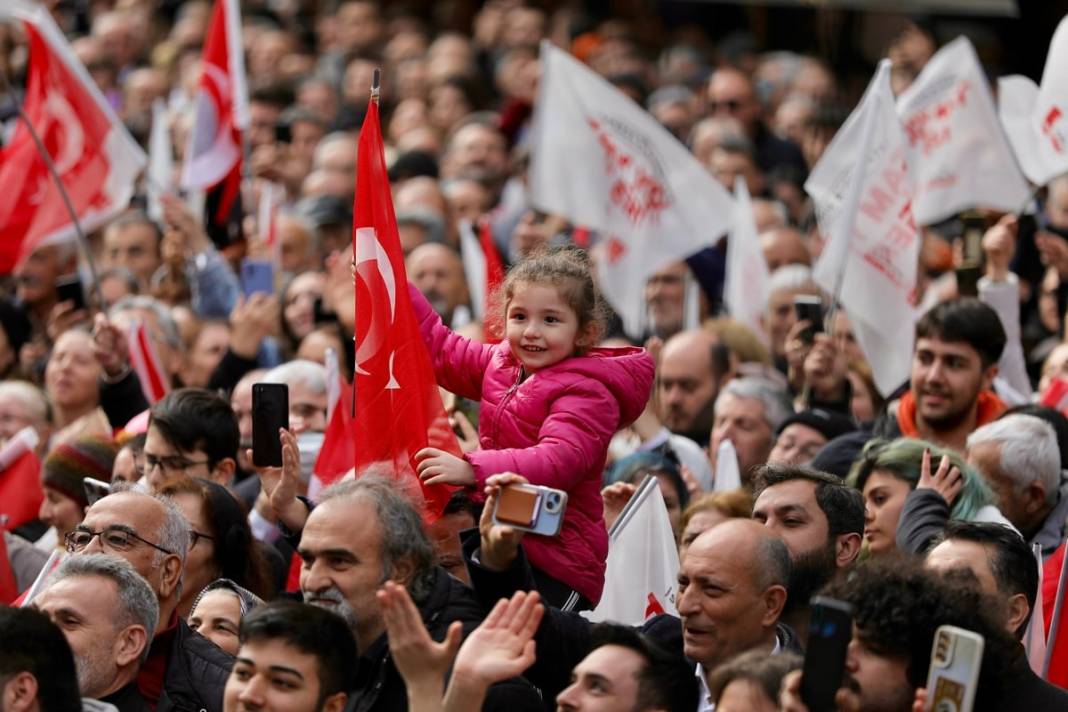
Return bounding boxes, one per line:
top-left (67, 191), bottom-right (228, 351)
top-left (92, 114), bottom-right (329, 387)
top-left (138, 453), bottom-right (211, 478)
top-left (190, 530), bottom-right (215, 549)
top-left (65, 525), bottom-right (173, 556)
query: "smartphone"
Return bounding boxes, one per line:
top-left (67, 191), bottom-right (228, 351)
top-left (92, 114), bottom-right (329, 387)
top-left (241, 259), bottom-right (275, 298)
top-left (960, 212), bottom-right (986, 264)
top-left (56, 274), bottom-right (87, 311)
top-left (800, 596), bottom-right (855, 712)
top-left (275, 121), bottom-right (292, 144)
top-left (794, 295), bottom-right (824, 343)
top-left (955, 265), bottom-right (982, 297)
top-left (83, 477), bottom-right (112, 506)
top-left (492, 484), bottom-right (568, 536)
top-left (252, 383), bottom-right (288, 467)
top-left (924, 625), bottom-right (984, 712)
top-left (312, 296), bottom-right (337, 325)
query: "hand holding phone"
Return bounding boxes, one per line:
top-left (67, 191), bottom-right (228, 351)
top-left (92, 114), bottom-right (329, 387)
top-left (793, 295), bottom-right (823, 344)
top-left (252, 383), bottom-right (289, 467)
top-left (56, 275), bottom-right (87, 311)
top-left (924, 625), bottom-right (983, 712)
top-left (242, 259), bottom-right (275, 298)
top-left (492, 483), bottom-right (568, 537)
top-left (800, 596), bottom-right (854, 712)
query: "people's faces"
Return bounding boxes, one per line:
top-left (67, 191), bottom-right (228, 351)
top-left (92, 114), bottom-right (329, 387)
top-left (225, 638), bottom-right (345, 712)
top-left (104, 222), bottom-right (160, 288)
top-left (679, 509), bottom-right (728, 560)
top-left (752, 479), bottom-right (830, 560)
top-left (966, 441), bottom-right (1034, 533)
top-left (505, 282), bottom-right (584, 372)
top-left (767, 423), bottom-right (827, 466)
top-left (0, 397), bottom-right (39, 444)
top-left (844, 632), bottom-right (914, 712)
top-left (861, 471), bottom-right (912, 555)
top-left (407, 246), bottom-right (469, 322)
top-left (78, 493), bottom-right (172, 593)
top-left (643, 263), bottom-right (688, 338)
top-left (45, 330), bottom-right (102, 412)
top-left (283, 272), bottom-right (325, 342)
top-left (554, 644), bottom-right (646, 712)
top-left (287, 379), bottom-right (329, 435)
top-left (170, 491), bottom-right (219, 612)
top-left (716, 678), bottom-right (779, 712)
top-left (710, 394), bottom-right (774, 480)
top-left (909, 338), bottom-right (992, 431)
top-left (39, 485), bottom-right (85, 541)
top-left (15, 245), bottom-right (64, 305)
top-left (189, 589), bottom-right (243, 656)
top-left (656, 337), bottom-right (718, 436)
top-left (428, 510), bottom-right (476, 586)
top-left (764, 287), bottom-right (813, 358)
top-left (180, 322), bottom-right (231, 389)
top-left (142, 424), bottom-right (214, 491)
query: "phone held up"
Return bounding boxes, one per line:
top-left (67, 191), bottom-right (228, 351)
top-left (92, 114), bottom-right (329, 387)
top-left (252, 383), bottom-right (289, 468)
top-left (492, 483), bottom-right (569, 536)
top-left (800, 596), bottom-right (854, 712)
top-left (793, 295), bottom-right (824, 344)
top-left (924, 625), bottom-right (983, 712)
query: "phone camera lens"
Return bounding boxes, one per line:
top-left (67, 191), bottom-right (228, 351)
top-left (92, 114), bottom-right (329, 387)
top-left (546, 493), bottom-right (561, 512)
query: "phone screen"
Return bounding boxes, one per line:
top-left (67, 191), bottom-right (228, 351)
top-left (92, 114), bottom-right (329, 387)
top-left (252, 383), bottom-right (289, 467)
top-left (242, 259), bottom-right (275, 298)
top-left (56, 275), bottom-right (86, 311)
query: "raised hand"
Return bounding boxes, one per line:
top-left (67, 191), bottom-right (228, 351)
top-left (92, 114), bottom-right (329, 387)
top-left (416, 448), bottom-right (476, 487)
top-left (252, 428), bottom-right (308, 531)
top-left (917, 448), bottom-right (963, 507)
top-left (601, 481), bottom-right (637, 532)
top-left (478, 473), bottom-right (529, 571)
top-left (91, 313), bottom-right (130, 379)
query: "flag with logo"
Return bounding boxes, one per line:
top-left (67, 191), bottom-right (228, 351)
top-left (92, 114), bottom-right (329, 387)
top-left (724, 176), bottom-right (770, 341)
top-left (808, 61), bottom-right (919, 397)
top-left (179, 0), bottom-right (248, 248)
top-left (896, 37), bottom-right (1029, 224)
top-left (0, 1), bottom-right (145, 274)
top-left (352, 98), bottom-right (460, 517)
top-left (999, 16), bottom-right (1068, 187)
top-left (529, 41), bottom-right (734, 337)
top-left (584, 475), bottom-right (680, 625)
top-left (127, 320), bottom-right (170, 404)
top-left (458, 219), bottom-right (505, 341)
top-left (0, 428), bottom-right (42, 531)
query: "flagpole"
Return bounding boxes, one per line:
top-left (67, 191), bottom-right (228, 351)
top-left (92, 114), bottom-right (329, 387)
top-left (0, 67), bottom-right (105, 311)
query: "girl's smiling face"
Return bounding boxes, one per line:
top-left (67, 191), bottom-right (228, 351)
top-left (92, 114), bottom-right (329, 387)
top-left (505, 281), bottom-right (584, 372)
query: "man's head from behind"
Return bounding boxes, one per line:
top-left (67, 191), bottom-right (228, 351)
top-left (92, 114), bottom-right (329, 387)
top-left (556, 623), bottom-right (697, 712)
top-left (224, 601), bottom-right (356, 712)
top-left (146, 388), bottom-right (240, 490)
top-left (675, 519), bottom-right (789, 669)
top-left (34, 554), bottom-right (158, 700)
top-left (0, 607), bottom-right (81, 712)
top-left (926, 521), bottom-right (1036, 640)
top-left (298, 475), bottom-right (436, 648)
top-left (911, 299), bottom-right (1005, 432)
top-left (751, 464), bottom-right (863, 611)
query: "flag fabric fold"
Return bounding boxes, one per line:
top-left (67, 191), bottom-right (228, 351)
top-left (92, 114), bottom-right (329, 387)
top-left (0, 428), bottom-right (43, 531)
top-left (896, 36), bottom-right (1029, 223)
top-left (147, 99), bottom-right (174, 225)
top-left (807, 61), bottom-right (919, 397)
top-left (0, 0), bottom-right (146, 274)
top-left (724, 176), bottom-right (770, 341)
top-left (127, 321), bottom-right (170, 405)
top-left (352, 99), bottom-right (461, 518)
top-left (529, 41), bottom-right (734, 337)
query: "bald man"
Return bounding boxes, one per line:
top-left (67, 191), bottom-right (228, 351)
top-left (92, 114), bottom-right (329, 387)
top-left (407, 243), bottom-right (470, 327)
top-left (656, 329), bottom-right (730, 447)
top-left (760, 227), bottom-right (811, 272)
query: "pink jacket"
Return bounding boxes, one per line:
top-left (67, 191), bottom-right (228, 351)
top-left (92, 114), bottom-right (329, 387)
top-left (411, 284), bottom-right (654, 603)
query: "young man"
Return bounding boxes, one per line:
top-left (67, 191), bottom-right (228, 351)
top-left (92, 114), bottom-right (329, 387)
top-left (142, 388), bottom-right (241, 490)
top-left (0, 607), bottom-right (83, 712)
top-left (223, 601), bottom-right (355, 712)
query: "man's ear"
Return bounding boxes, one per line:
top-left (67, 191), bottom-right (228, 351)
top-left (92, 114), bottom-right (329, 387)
top-left (158, 553), bottom-right (184, 602)
top-left (322, 691), bottom-right (348, 712)
top-left (980, 363), bottom-right (999, 392)
top-left (761, 584), bottom-right (788, 627)
top-left (1007, 593), bottom-right (1031, 637)
top-left (2, 671), bottom-right (39, 712)
top-left (1024, 481), bottom-right (1049, 516)
top-left (835, 533), bottom-right (863, 569)
top-left (390, 558), bottom-right (415, 589)
top-left (210, 458), bottom-right (237, 487)
top-left (115, 624), bottom-right (149, 667)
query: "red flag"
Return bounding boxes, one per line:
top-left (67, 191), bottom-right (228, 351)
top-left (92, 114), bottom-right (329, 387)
top-left (0, 534), bottom-right (18, 605)
top-left (179, 0), bottom-right (248, 248)
top-left (353, 100), bottom-right (461, 518)
top-left (311, 378), bottom-right (355, 497)
top-left (1045, 542), bottom-right (1068, 686)
top-left (0, 2), bottom-right (145, 274)
top-left (0, 450), bottom-right (43, 531)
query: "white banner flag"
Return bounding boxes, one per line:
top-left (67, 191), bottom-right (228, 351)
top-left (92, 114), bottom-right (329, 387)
top-left (897, 37), bottom-right (1029, 223)
top-left (808, 61), bottom-right (919, 397)
top-left (584, 476), bottom-right (680, 626)
top-left (147, 99), bottom-right (173, 224)
top-left (724, 176), bottom-right (769, 341)
top-left (529, 41), bottom-right (734, 336)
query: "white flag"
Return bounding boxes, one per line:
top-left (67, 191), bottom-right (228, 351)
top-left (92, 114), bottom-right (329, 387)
top-left (724, 176), bottom-right (770, 341)
top-left (147, 99), bottom-right (173, 224)
top-left (1000, 16), bottom-right (1068, 187)
top-left (713, 439), bottom-right (742, 492)
top-left (897, 37), bottom-right (1029, 223)
top-left (808, 61), bottom-right (919, 397)
top-left (584, 476), bottom-right (680, 626)
top-left (529, 41), bottom-right (734, 336)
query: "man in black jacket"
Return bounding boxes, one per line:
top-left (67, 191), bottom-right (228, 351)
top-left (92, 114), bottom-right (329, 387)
top-left (296, 475), bottom-right (542, 712)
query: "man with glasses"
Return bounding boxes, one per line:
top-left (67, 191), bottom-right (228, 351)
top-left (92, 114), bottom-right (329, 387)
top-left (142, 388), bottom-right (241, 492)
top-left (71, 485), bottom-right (233, 712)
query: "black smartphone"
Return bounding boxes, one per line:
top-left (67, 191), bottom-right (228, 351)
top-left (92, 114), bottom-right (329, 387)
top-left (794, 295), bottom-right (823, 343)
top-left (56, 274), bottom-right (86, 311)
top-left (800, 596), bottom-right (855, 712)
top-left (275, 121), bottom-right (292, 144)
top-left (955, 265), bottom-right (982, 297)
top-left (252, 383), bottom-right (289, 467)
top-left (312, 296), bottom-right (337, 325)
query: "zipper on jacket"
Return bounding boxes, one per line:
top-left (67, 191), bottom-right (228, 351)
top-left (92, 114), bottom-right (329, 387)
top-left (491, 367), bottom-right (524, 445)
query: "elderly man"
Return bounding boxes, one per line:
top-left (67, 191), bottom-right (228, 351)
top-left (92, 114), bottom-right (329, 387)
top-left (0, 607), bottom-right (83, 712)
top-left (407, 243), bottom-right (471, 329)
top-left (69, 487), bottom-right (233, 712)
top-left (35, 555), bottom-right (158, 711)
top-left (656, 329), bottom-right (732, 448)
top-left (291, 476), bottom-right (541, 711)
top-left (709, 377), bottom-right (793, 485)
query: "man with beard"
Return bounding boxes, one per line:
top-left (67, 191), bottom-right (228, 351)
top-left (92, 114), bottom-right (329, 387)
top-left (876, 298), bottom-right (1007, 452)
top-left (295, 475), bottom-right (541, 711)
top-left (644, 262), bottom-right (690, 341)
top-left (751, 464), bottom-right (863, 648)
top-left (656, 330), bottom-right (732, 448)
top-left (35, 554), bottom-right (159, 711)
top-left (407, 243), bottom-right (471, 330)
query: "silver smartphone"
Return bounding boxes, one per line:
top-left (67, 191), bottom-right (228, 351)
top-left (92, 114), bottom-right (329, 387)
top-left (924, 625), bottom-right (984, 712)
top-left (492, 484), bottom-right (568, 536)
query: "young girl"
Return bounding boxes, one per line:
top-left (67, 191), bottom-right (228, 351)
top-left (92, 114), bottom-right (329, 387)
top-left (411, 245), bottom-right (655, 608)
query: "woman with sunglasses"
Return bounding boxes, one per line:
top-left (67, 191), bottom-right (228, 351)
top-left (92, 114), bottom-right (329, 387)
top-left (158, 476), bottom-right (274, 617)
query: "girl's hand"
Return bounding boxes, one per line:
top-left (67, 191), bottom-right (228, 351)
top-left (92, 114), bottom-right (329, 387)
top-left (416, 448), bottom-right (476, 487)
top-left (378, 581), bottom-right (462, 708)
top-left (917, 449), bottom-right (963, 507)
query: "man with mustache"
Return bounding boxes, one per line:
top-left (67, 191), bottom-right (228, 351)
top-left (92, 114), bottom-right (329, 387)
top-left (406, 243), bottom-right (470, 329)
top-left (877, 298), bottom-right (1007, 453)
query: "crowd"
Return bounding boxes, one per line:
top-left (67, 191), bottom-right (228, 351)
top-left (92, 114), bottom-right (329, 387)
top-left (2, 1), bottom-right (1068, 712)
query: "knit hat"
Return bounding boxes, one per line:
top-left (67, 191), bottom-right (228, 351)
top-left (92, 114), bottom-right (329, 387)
top-left (42, 436), bottom-right (118, 507)
top-left (776, 408), bottom-right (857, 442)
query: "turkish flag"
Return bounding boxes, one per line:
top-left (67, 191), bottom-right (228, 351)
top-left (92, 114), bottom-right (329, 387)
top-left (353, 100), bottom-right (460, 518)
top-left (0, 2), bottom-right (145, 274)
top-left (1045, 541), bottom-right (1068, 687)
top-left (179, 0), bottom-right (248, 248)
top-left (0, 450), bottom-right (42, 532)
top-left (311, 377), bottom-right (355, 498)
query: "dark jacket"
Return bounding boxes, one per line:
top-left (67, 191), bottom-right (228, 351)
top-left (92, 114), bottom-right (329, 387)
top-left (461, 529), bottom-right (800, 708)
top-left (101, 681), bottom-right (151, 712)
top-left (157, 619), bottom-right (234, 712)
top-left (99, 370), bottom-right (150, 429)
top-left (345, 565), bottom-right (542, 712)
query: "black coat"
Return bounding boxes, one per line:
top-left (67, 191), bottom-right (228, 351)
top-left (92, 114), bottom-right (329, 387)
top-left (157, 619), bottom-right (234, 712)
top-left (100, 681), bottom-right (152, 712)
top-left (344, 565), bottom-right (543, 712)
